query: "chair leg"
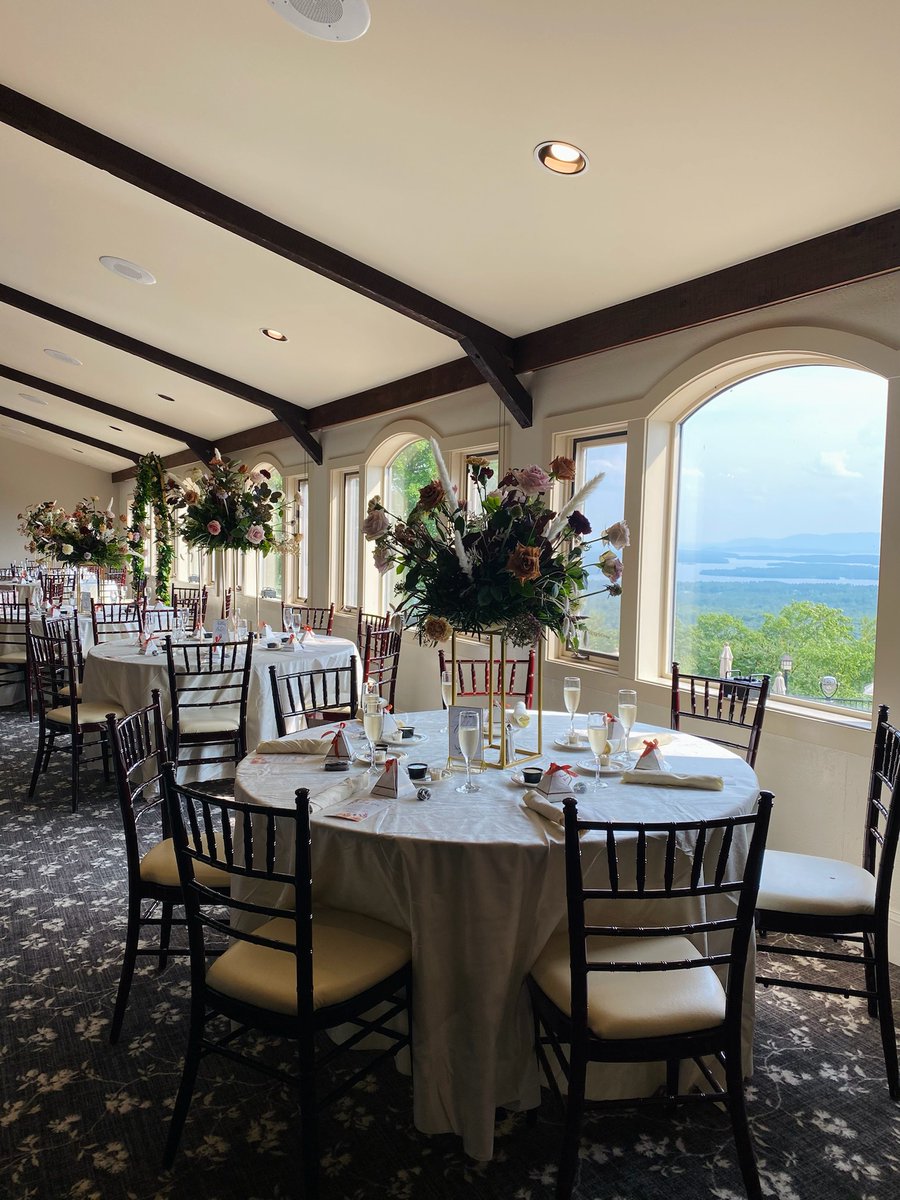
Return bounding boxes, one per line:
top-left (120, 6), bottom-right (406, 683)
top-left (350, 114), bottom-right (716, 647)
top-left (28, 723), bottom-right (46, 798)
top-left (157, 902), bottom-right (174, 972)
top-left (556, 1046), bottom-right (587, 1200)
top-left (299, 1065), bottom-right (320, 1200)
top-left (41, 730), bottom-right (55, 774)
top-left (665, 1058), bottom-right (680, 1112)
top-left (163, 1000), bottom-right (205, 1169)
top-left (873, 936), bottom-right (900, 1100)
top-left (110, 897), bottom-right (142, 1045)
top-left (100, 731), bottom-right (111, 783)
top-left (725, 1048), bottom-right (761, 1200)
top-left (70, 733), bottom-right (80, 813)
top-left (863, 930), bottom-right (879, 1019)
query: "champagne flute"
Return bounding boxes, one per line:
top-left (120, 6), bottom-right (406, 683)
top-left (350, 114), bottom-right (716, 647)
top-left (563, 676), bottom-right (581, 742)
top-left (456, 709), bottom-right (481, 794)
top-left (440, 668), bottom-right (453, 732)
top-left (587, 711), bottom-right (609, 790)
top-left (618, 688), bottom-right (638, 767)
top-left (363, 696), bottom-right (384, 768)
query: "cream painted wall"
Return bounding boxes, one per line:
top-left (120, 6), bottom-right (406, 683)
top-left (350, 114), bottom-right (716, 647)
top-left (0, 437), bottom-right (115, 565)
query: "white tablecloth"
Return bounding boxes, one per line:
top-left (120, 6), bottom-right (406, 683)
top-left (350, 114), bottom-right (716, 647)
top-left (82, 634), bottom-right (362, 780)
top-left (233, 711), bottom-right (760, 1159)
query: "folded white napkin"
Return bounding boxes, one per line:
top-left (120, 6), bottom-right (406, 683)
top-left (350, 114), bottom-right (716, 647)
top-left (523, 789), bottom-right (566, 825)
top-left (255, 737), bottom-right (330, 755)
top-left (308, 775), bottom-right (366, 814)
top-left (620, 770), bottom-right (724, 791)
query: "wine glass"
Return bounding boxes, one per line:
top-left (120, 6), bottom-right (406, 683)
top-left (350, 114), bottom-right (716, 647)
top-left (291, 611), bottom-right (303, 638)
top-left (618, 689), bottom-right (638, 767)
top-left (440, 668), bottom-right (453, 732)
top-left (363, 696), bottom-right (384, 768)
top-left (587, 711), bottom-right (609, 790)
top-left (283, 605), bottom-right (293, 634)
top-left (456, 709), bottom-right (481, 794)
top-left (563, 676), bottom-right (581, 742)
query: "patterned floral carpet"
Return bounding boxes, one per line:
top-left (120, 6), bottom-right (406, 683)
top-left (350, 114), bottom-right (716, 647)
top-left (1, 704), bottom-right (899, 1200)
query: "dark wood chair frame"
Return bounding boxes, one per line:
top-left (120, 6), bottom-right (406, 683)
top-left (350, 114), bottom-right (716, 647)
top-left (267, 663), bottom-right (359, 735)
top-left (362, 625), bottom-right (403, 712)
top-left (172, 585), bottom-right (207, 626)
top-left (91, 598), bottom-right (144, 644)
top-left (356, 608), bottom-right (391, 649)
top-left (529, 793), bottom-right (774, 1200)
top-left (1, 598), bottom-right (32, 717)
top-left (161, 772), bottom-right (412, 1196)
top-left (671, 660), bottom-right (770, 768)
top-left (164, 635), bottom-right (255, 774)
top-left (282, 603), bottom-right (335, 636)
top-left (27, 627), bottom-right (112, 812)
top-left (756, 702), bottom-right (900, 1099)
top-left (106, 690), bottom-right (231, 1044)
top-left (437, 646), bottom-right (536, 708)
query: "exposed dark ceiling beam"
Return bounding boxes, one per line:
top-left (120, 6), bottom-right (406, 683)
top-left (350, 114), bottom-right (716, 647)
top-left (0, 283), bottom-right (323, 464)
top-left (0, 363), bottom-right (216, 463)
top-left (308, 356), bottom-right (483, 430)
top-left (0, 85), bottom-right (536, 428)
top-left (0, 403), bottom-right (141, 462)
top-left (459, 337), bottom-right (532, 427)
top-left (515, 207), bottom-right (900, 371)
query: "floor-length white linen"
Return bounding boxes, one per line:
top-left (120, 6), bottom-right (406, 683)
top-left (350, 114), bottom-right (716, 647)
top-left (232, 711), bottom-right (760, 1160)
top-left (81, 635), bottom-right (361, 780)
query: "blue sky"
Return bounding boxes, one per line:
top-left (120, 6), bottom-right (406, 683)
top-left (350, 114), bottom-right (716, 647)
top-left (677, 365), bottom-right (888, 545)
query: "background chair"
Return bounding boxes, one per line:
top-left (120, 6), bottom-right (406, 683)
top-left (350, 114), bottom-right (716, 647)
top-left (528, 794), bottom-right (773, 1200)
top-left (756, 702), bottom-right (900, 1098)
top-left (282, 603), bottom-right (334, 636)
top-left (91, 599), bottom-right (143, 644)
top-left (0, 598), bottom-right (31, 709)
top-left (173, 585), bottom-right (207, 626)
top-left (43, 612), bottom-right (85, 701)
top-left (356, 609), bottom-right (391, 650)
top-left (141, 602), bottom-right (176, 635)
top-left (671, 660), bottom-right (770, 768)
top-left (437, 646), bottom-right (535, 708)
top-left (106, 691), bottom-right (231, 1044)
top-left (165, 635), bottom-right (254, 778)
top-left (268, 663), bottom-right (359, 735)
top-left (27, 628), bottom-right (124, 812)
top-left (162, 774), bottom-right (412, 1197)
top-left (362, 625), bottom-right (403, 712)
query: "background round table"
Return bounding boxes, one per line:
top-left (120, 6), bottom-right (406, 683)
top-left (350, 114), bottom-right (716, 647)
top-left (233, 709), bottom-right (761, 1160)
top-left (82, 634), bottom-right (362, 780)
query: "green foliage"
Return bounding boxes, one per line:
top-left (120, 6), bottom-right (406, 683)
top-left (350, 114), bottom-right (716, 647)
top-left (130, 453), bottom-right (175, 603)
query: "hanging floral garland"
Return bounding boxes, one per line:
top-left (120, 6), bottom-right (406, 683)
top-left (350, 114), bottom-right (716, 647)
top-left (129, 453), bottom-right (175, 603)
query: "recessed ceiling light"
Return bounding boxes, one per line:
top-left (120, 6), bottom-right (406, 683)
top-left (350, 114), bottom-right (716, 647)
top-left (18, 392), bottom-right (49, 406)
top-left (99, 255), bottom-right (157, 285)
top-left (266, 0), bottom-right (371, 42)
top-left (534, 140), bottom-right (589, 176)
top-left (260, 327), bottom-right (288, 342)
top-left (157, 393), bottom-right (176, 402)
top-left (44, 348), bottom-right (83, 366)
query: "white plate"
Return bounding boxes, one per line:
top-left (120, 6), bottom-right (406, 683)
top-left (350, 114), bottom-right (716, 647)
top-left (508, 772), bottom-right (546, 787)
top-left (354, 751), bottom-right (408, 766)
top-left (553, 737), bottom-right (590, 752)
top-left (384, 733), bottom-right (425, 747)
top-left (575, 760), bottom-right (625, 777)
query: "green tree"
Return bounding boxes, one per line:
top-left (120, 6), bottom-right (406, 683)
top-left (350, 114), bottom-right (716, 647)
top-left (389, 440), bottom-right (438, 517)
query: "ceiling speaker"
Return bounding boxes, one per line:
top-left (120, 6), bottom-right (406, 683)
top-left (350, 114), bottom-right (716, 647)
top-left (266, 0), bottom-right (371, 41)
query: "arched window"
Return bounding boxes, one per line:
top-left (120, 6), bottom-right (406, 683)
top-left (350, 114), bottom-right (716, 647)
top-left (671, 365), bottom-right (887, 711)
top-left (380, 439), bottom-right (438, 609)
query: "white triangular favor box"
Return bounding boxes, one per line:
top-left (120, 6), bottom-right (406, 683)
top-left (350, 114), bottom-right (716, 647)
top-left (380, 708), bottom-right (399, 738)
top-left (634, 738), bottom-right (666, 771)
top-left (326, 728), bottom-right (352, 761)
top-left (537, 764), bottom-right (579, 798)
top-left (605, 714), bottom-right (625, 746)
top-left (371, 757), bottom-right (400, 799)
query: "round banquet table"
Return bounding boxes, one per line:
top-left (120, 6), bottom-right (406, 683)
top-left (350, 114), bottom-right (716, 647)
top-left (233, 709), bottom-right (761, 1161)
top-left (81, 634), bottom-right (362, 780)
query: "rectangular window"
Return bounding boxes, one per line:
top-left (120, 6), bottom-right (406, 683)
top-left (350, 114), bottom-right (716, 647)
top-left (569, 432), bottom-right (627, 661)
top-left (341, 472), bottom-right (360, 610)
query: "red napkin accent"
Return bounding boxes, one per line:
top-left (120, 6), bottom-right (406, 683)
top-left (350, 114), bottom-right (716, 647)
top-left (547, 763), bottom-right (576, 776)
top-left (639, 738), bottom-right (660, 760)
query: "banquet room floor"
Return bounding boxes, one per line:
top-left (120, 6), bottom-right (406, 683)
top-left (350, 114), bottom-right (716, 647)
top-left (1, 703), bottom-right (899, 1200)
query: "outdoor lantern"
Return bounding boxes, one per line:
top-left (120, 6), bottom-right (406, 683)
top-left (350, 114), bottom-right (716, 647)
top-left (780, 653), bottom-right (793, 675)
top-left (820, 675), bottom-right (839, 699)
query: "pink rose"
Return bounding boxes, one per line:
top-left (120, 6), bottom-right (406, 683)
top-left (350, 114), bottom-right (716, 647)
top-left (601, 521), bottom-right (630, 551)
top-left (512, 465), bottom-right (551, 496)
top-left (247, 525), bottom-right (265, 545)
top-left (207, 520), bottom-right (221, 536)
top-left (363, 507), bottom-right (391, 541)
top-left (598, 550), bottom-right (623, 584)
top-left (373, 542), bottom-right (393, 574)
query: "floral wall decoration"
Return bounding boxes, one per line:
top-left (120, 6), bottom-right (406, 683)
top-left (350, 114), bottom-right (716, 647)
top-left (129, 453), bottom-right (175, 602)
top-left (167, 451), bottom-right (282, 554)
top-left (366, 439), bottom-right (628, 648)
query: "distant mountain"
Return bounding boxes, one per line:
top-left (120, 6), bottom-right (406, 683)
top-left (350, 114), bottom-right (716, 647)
top-left (680, 532), bottom-right (881, 556)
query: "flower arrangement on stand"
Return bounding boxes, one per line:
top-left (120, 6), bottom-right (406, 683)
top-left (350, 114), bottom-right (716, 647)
top-left (55, 497), bottom-right (131, 569)
top-left (17, 500), bottom-right (70, 561)
top-left (129, 453), bottom-right (175, 603)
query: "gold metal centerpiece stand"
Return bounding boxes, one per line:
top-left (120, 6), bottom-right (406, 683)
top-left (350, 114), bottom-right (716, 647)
top-left (448, 629), bottom-right (543, 770)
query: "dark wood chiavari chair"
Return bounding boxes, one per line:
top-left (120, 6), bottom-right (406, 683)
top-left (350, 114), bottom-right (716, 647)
top-left (267, 662), bottom-right (359, 733)
top-left (43, 612), bottom-right (85, 699)
top-left (671, 661), bottom-right (770, 768)
top-left (362, 624), bottom-right (403, 712)
top-left (356, 608), bottom-right (391, 649)
top-left (91, 599), bottom-right (144, 644)
top-left (0, 598), bottom-right (32, 713)
top-left (164, 635), bottom-right (255, 777)
top-left (282, 603), bottom-right (334, 636)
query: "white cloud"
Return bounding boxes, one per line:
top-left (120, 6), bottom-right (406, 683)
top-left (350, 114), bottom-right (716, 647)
top-left (819, 451), bottom-right (862, 479)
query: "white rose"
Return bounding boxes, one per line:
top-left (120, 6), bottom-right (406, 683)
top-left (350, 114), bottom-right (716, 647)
top-left (61, 543), bottom-right (73, 556)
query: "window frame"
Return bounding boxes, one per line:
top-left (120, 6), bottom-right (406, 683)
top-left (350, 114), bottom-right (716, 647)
top-left (340, 470), bottom-right (360, 612)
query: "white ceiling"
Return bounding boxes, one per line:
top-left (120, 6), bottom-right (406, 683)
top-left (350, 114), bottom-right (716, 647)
top-left (1, 0), bottom-right (899, 471)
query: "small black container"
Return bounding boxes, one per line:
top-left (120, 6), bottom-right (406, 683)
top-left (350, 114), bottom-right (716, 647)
top-left (407, 762), bottom-right (428, 781)
top-left (522, 766), bottom-right (543, 785)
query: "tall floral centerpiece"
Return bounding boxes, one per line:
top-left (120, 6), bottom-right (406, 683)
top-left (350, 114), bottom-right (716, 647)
top-left (168, 451), bottom-right (283, 621)
top-left (366, 440), bottom-right (628, 766)
top-left (129, 453), bottom-right (175, 603)
top-left (17, 500), bottom-right (70, 562)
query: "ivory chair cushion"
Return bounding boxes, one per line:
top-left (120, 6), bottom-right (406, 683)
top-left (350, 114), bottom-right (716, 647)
top-left (166, 706), bottom-right (242, 735)
top-left (59, 680), bottom-right (84, 700)
top-left (758, 848), bottom-right (876, 917)
top-left (205, 907), bottom-right (411, 1016)
top-left (531, 931), bottom-right (726, 1040)
top-left (140, 837), bottom-right (231, 889)
top-left (46, 701), bottom-right (125, 725)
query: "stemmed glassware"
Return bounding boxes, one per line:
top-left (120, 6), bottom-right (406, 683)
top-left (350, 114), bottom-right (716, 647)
top-left (456, 709), bottom-right (481, 794)
top-left (587, 711), bottom-right (609, 790)
top-left (291, 610), bottom-right (303, 638)
top-left (563, 676), bottom-right (581, 742)
top-left (363, 695), bottom-right (384, 768)
top-left (617, 689), bottom-right (638, 767)
top-left (440, 668), bottom-right (453, 733)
